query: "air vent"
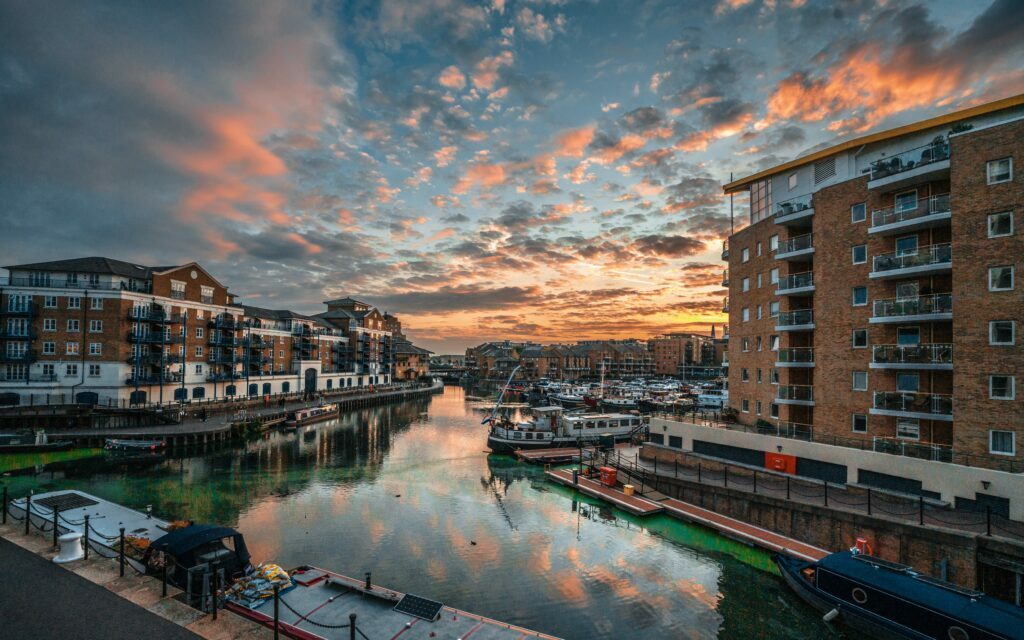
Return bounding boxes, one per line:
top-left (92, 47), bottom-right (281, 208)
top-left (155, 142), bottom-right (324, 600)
top-left (814, 157), bottom-right (836, 184)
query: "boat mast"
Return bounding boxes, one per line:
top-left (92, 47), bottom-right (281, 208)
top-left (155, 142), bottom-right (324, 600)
top-left (484, 365), bottom-right (520, 425)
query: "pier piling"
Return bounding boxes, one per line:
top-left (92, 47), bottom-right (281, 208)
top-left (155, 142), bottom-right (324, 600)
top-left (119, 527), bottom-right (125, 577)
top-left (84, 515), bottom-right (90, 559)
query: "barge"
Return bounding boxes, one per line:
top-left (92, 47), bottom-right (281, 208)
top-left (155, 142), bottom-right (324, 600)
top-left (0, 431), bottom-right (73, 453)
top-left (284, 403), bottom-right (339, 429)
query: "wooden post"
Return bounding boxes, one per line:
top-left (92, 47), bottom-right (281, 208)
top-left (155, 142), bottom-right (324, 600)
top-left (119, 527), bottom-right (125, 577)
top-left (84, 515), bottom-right (90, 560)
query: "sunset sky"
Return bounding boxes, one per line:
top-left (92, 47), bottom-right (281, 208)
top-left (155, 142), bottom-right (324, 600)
top-left (2, 0), bottom-right (1023, 353)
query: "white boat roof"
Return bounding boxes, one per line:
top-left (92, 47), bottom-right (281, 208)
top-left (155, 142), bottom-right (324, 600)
top-left (532, 406), bottom-right (564, 414)
top-left (562, 413), bottom-right (638, 420)
top-left (11, 490), bottom-right (170, 541)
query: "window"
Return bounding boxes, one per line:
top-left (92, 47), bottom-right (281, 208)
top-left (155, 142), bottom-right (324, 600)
top-left (741, 368), bottom-right (749, 382)
top-left (769, 235), bottom-right (779, 252)
top-left (770, 368), bottom-right (778, 384)
top-left (196, 327), bottom-right (204, 338)
top-left (988, 212), bottom-right (1013, 238)
top-left (750, 178), bottom-right (772, 223)
top-left (769, 335), bottom-right (779, 351)
top-left (895, 235), bottom-right (918, 257)
top-left (757, 273), bottom-right (763, 288)
top-left (65, 364), bottom-right (78, 377)
top-left (894, 190), bottom-right (917, 214)
top-left (755, 400), bottom-right (762, 415)
top-left (769, 301), bottom-right (780, 317)
top-left (852, 414), bottom-right (867, 433)
top-left (756, 241), bottom-right (763, 256)
top-left (88, 364), bottom-right (101, 377)
top-left (90, 298), bottom-right (103, 310)
top-left (852, 329), bottom-right (868, 348)
top-left (42, 363), bottom-right (54, 377)
top-left (897, 373), bottom-right (919, 392)
top-left (987, 157), bottom-right (1012, 184)
top-left (68, 297), bottom-right (81, 309)
top-left (67, 319), bottom-right (80, 332)
top-left (66, 341), bottom-right (79, 355)
top-left (990, 375), bottom-right (1015, 400)
top-left (741, 399), bottom-right (750, 412)
top-left (788, 173), bottom-right (798, 190)
top-left (742, 338), bottom-right (750, 352)
top-left (89, 343), bottom-right (101, 356)
top-left (89, 320), bottom-right (103, 333)
top-left (989, 266), bottom-right (1014, 291)
top-left (756, 336), bottom-right (763, 351)
top-left (852, 371), bottom-right (868, 391)
top-left (44, 296), bottom-right (57, 309)
top-left (852, 286), bottom-right (868, 306)
top-left (990, 430), bottom-right (1016, 456)
top-left (201, 285), bottom-right (214, 304)
top-left (742, 308), bottom-right (750, 322)
top-left (769, 267), bottom-right (779, 284)
top-left (756, 305), bottom-right (763, 320)
top-left (770, 403), bottom-right (779, 418)
top-left (756, 368), bottom-right (763, 383)
top-left (171, 280), bottom-right (186, 300)
top-left (897, 419), bottom-right (920, 441)
top-left (194, 346), bottom-right (203, 358)
top-left (989, 321), bottom-right (1015, 345)
top-left (741, 248), bottom-right (750, 263)
top-left (852, 244), bottom-right (867, 264)
top-left (851, 203), bottom-right (866, 223)
top-left (195, 364), bottom-right (203, 374)
top-left (742, 277), bottom-right (750, 292)
top-left (897, 327), bottom-right (920, 346)
top-left (42, 341), bottom-right (55, 355)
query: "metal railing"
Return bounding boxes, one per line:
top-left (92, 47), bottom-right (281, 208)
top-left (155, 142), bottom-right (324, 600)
top-left (777, 271), bottom-right (813, 292)
top-left (777, 233), bottom-right (813, 255)
top-left (0, 328), bottom-right (36, 340)
top-left (206, 373), bottom-right (242, 382)
top-left (776, 347), bottom-right (814, 364)
top-left (872, 293), bottom-right (952, 319)
top-left (871, 193), bottom-right (950, 228)
top-left (208, 335), bottom-right (241, 347)
top-left (721, 269), bottom-right (729, 286)
top-left (127, 308), bottom-right (182, 323)
top-left (126, 373), bottom-right (184, 385)
top-left (776, 309), bottom-right (814, 327)
top-left (0, 301), bottom-right (37, 316)
top-left (721, 240), bottom-right (729, 259)
top-left (872, 344), bottom-right (953, 366)
top-left (127, 332), bottom-right (186, 344)
top-left (0, 350), bottom-right (36, 363)
top-left (777, 384), bottom-right (813, 402)
top-left (872, 243), bottom-right (951, 273)
top-left (722, 297), bottom-right (729, 313)
top-left (869, 138), bottom-right (949, 181)
top-left (0, 277), bottom-right (152, 293)
top-left (873, 391), bottom-right (953, 416)
top-left (773, 193), bottom-right (813, 218)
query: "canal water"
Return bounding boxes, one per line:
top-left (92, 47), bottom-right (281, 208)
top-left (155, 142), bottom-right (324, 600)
top-left (1, 386), bottom-right (856, 639)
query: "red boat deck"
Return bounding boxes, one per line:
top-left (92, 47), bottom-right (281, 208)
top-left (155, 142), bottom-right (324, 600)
top-left (545, 469), bottom-right (664, 516)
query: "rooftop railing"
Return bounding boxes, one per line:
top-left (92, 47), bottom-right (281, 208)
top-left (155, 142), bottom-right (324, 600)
top-left (872, 243), bottom-right (951, 273)
top-left (0, 277), bottom-right (152, 293)
top-left (869, 137), bottom-right (949, 181)
top-left (872, 343), bottom-right (953, 366)
top-left (871, 193), bottom-right (951, 229)
top-left (873, 391), bottom-right (953, 416)
top-left (872, 293), bottom-right (952, 319)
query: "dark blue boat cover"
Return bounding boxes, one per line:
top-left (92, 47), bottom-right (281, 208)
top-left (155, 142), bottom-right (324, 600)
top-left (150, 524), bottom-right (241, 556)
top-left (818, 552), bottom-right (1022, 637)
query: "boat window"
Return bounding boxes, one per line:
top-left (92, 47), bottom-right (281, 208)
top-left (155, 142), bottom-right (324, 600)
top-left (513, 432), bottom-right (522, 439)
top-left (586, 422), bottom-right (594, 429)
top-left (525, 433), bottom-right (533, 440)
top-left (851, 587), bottom-right (868, 604)
top-left (947, 627), bottom-right (968, 640)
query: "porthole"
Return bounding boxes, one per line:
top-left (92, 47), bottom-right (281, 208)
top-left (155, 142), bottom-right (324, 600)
top-left (851, 587), bottom-right (868, 604)
top-left (947, 626), bottom-right (969, 640)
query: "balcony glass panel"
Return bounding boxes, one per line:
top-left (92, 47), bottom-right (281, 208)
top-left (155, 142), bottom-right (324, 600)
top-left (777, 384), bottom-right (813, 402)
top-left (871, 193), bottom-right (951, 229)
top-left (773, 193), bottom-right (813, 218)
top-left (778, 271), bottom-right (813, 291)
top-left (872, 243), bottom-right (951, 273)
top-left (873, 391), bottom-right (952, 416)
top-left (869, 138), bottom-right (950, 181)
top-left (777, 309), bottom-right (814, 326)
top-left (776, 347), bottom-right (814, 364)
top-left (872, 344), bottom-right (952, 366)
top-left (778, 233), bottom-right (813, 255)
top-left (872, 293), bottom-right (952, 318)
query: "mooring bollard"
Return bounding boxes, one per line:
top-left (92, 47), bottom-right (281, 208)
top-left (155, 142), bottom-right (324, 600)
top-left (119, 527), bottom-right (126, 577)
top-left (349, 613), bottom-right (357, 640)
top-left (52, 506), bottom-right (59, 548)
top-left (365, 571), bottom-right (372, 590)
top-left (24, 494), bottom-right (32, 536)
top-left (273, 584), bottom-right (280, 639)
top-left (84, 515), bottom-right (90, 560)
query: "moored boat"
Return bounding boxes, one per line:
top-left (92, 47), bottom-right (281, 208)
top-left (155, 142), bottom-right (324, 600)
top-left (104, 438), bottom-right (166, 452)
top-left (0, 431), bottom-right (73, 453)
top-left (284, 403), bottom-right (339, 429)
top-left (486, 406), bottom-right (644, 454)
top-left (775, 549), bottom-right (1022, 639)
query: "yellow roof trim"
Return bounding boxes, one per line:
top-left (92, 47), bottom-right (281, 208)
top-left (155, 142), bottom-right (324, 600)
top-left (722, 93), bottom-right (1024, 193)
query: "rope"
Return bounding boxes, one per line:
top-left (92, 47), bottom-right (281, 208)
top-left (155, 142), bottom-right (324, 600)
top-left (277, 593), bottom-right (362, 630)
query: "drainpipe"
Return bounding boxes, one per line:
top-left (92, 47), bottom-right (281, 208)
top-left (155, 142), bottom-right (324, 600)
top-left (71, 290), bottom-right (88, 404)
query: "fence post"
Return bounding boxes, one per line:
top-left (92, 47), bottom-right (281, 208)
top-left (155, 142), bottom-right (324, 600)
top-left (674, 459), bottom-right (677, 477)
top-left (918, 497), bottom-right (924, 526)
top-left (273, 584), bottom-right (280, 639)
top-left (1, 485), bottom-right (6, 525)
top-left (723, 466), bottom-right (728, 488)
top-left (349, 613), bottom-right (357, 640)
top-left (697, 463), bottom-right (701, 483)
top-left (84, 515), bottom-right (90, 560)
top-left (162, 558), bottom-right (168, 597)
top-left (52, 506), bottom-right (59, 548)
top-left (212, 566), bottom-right (219, 620)
top-left (986, 506), bottom-right (991, 537)
top-left (119, 527), bottom-right (125, 577)
top-left (786, 476), bottom-right (791, 500)
top-left (867, 489), bottom-right (872, 516)
top-left (753, 471), bottom-right (757, 494)
top-left (824, 482), bottom-right (829, 507)
top-left (24, 494), bottom-right (31, 536)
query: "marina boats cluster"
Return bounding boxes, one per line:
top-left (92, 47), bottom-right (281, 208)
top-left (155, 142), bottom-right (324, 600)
top-left (531, 376), bottom-right (728, 412)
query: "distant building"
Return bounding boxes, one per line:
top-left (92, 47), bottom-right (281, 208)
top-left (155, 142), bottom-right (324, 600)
top-left (393, 340), bottom-right (432, 380)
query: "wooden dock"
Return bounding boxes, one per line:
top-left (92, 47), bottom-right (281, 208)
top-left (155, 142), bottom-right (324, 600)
top-left (516, 446), bottom-right (595, 464)
top-left (546, 468), bottom-right (664, 516)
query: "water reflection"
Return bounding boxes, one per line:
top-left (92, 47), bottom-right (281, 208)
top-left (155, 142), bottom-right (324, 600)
top-left (0, 386), bottom-right (853, 639)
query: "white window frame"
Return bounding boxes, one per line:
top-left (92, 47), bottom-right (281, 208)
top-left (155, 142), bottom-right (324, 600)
top-left (989, 266), bottom-right (1014, 291)
top-left (741, 248), bottom-right (750, 263)
top-left (989, 375), bottom-right (1015, 400)
top-left (852, 286), bottom-right (868, 306)
top-left (194, 346), bottom-right (204, 358)
top-left (852, 414), bottom-right (867, 433)
top-left (42, 341), bottom-right (55, 355)
top-left (90, 297), bottom-right (104, 310)
top-left (196, 327), bottom-right (204, 339)
top-left (769, 403), bottom-right (779, 419)
top-left (989, 430), bottom-right (1016, 456)
top-left (65, 364), bottom-right (78, 377)
top-left (741, 399), bottom-right (750, 412)
top-left (769, 268), bottom-right (779, 284)
top-left (852, 329), bottom-right (868, 349)
top-left (42, 318), bottom-right (56, 332)
top-left (66, 341), bottom-right (79, 355)
top-left (769, 235), bottom-right (779, 252)
top-left (89, 319), bottom-right (103, 333)
top-left (988, 211), bottom-right (1013, 238)
top-left (851, 202), bottom-right (866, 223)
top-left (852, 371), bottom-right (868, 391)
top-left (769, 301), bottom-right (780, 318)
top-left (989, 320), bottom-right (1015, 346)
top-left (89, 342), bottom-right (102, 356)
top-left (88, 364), bottom-right (101, 377)
top-left (852, 244), bottom-right (867, 264)
top-left (44, 296), bottom-right (57, 309)
top-left (987, 157), bottom-right (1012, 185)
top-left (742, 308), bottom-right (750, 322)
top-left (68, 297), bottom-right (81, 309)
top-left (742, 277), bottom-right (750, 292)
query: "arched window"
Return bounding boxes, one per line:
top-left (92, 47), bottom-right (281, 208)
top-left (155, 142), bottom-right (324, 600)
top-left (173, 388), bottom-right (187, 401)
top-left (192, 387), bottom-right (205, 399)
top-left (326, 379), bottom-right (333, 389)
top-left (225, 385), bottom-right (236, 397)
top-left (282, 381), bottom-right (290, 393)
top-left (248, 384), bottom-right (258, 396)
top-left (262, 383), bottom-right (272, 395)
top-left (129, 390), bottom-right (147, 405)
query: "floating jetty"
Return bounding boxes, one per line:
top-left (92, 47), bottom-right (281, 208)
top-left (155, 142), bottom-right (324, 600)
top-left (515, 446), bottom-right (596, 465)
top-left (546, 468), bottom-right (664, 517)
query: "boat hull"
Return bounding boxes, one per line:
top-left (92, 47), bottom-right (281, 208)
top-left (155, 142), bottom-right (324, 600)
top-left (774, 555), bottom-right (927, 640)
top-left (0, 441), bottom-right (73, 453)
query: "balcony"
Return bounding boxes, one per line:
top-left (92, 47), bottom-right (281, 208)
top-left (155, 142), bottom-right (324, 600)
top-left (127, 353), bottom-right (180, 366)
top-left (0, 328), bottom-right (36, 340)
top-left (722, 297), bottom-right (729, 313)
top-left (126, 372), bottom-right (183, 385)
top-left (128, 308), bottom-right (182, 323)
top-left (721, 269), bottom-right (730, 286)
top-left (776, 271), bottom-right (814, 295)
top-left (0, 277), bottom-right (152, 293)
top-left (868, 137), bottom-right (950, 190)
top-left (209, 335), bottom-right (242, 347)
top-left (773, 193), bottom-right (814, 225)
top-left (721, 240), bottom-right (729, 260)
top-left (871, 391), bottom-right (953, 421)
top-left (0, 302), bottom-right (36, 317)
top-left (206, 373), bottom-right (242, 382)
top-left (776, 384), bottom-right (814, 406)
top-left (127, 332), bottom-right (185, 344)
top-left (775, 309), bottom-right (814, 331)
top-left (870, 293), bottom-right (952, 324)
top-left (775, 233), bottom-right (814, 261)
top-left (210, 315), bottom-right (240, 330)
top-left (0, 350), bottom-right (36, 363)
top-left (869, 193), bottom-right (951, 236)
top-left (871, 344), bottom-right (953, 370)
top-left (869, 243), bottom-right (951, 280)
top-left (775, 347), bottom-right (814, 368)
top-left (208, 352), bottom-right (242, 365)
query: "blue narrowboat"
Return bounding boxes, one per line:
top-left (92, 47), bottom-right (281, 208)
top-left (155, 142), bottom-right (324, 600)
top-left (775, 550), bottom-right (1023, 639)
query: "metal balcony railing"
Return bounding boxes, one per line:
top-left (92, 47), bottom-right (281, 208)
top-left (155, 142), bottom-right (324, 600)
top-left (777, 384), bottom-right (813, 402)
top-left (872, 243), bottom-right (951, 273)
top-left (722, 297), bottom-right (729, 313)
top-left (873, 391), bottom-right (953, 416)
top-left (777, 271), bottom-right (813, 292)
top-left (0, 350), bottom-right (36, 363)
top-left (205, 373), bottom-right (242, 382)
top-left (0, 277), bottom-right (152, 293)
top-left (721, 269), bottom-right (729, 286)
top-left (125, 372), bottom-right (183, 385)
top-left (721, 240), bottom-right (729, 259)
top-left (1, 301), bottom-right (36, 316)
top-left (773, 193), bottom-right (813, 218)
top-left (776, 309), bottom-right (814, 327)
top-left (869, 138), bottom-right (949, 181)
top-left (208, 352), bottom-right (242, 364)
top-left (870, 193), bottom-right (951, 229)
top-left (127, 308), bottom-right (182, 323)
top-left (210, 316), bottom-right (240, 330)
top-left (872, 293), bottom-right (952, 319)
top-left (0, 328), bottom-right (36, 340)
top-left (776, 347), bottom-right (814, 364)
top-left (778, 233), bottom-right (813, 255)
top-left (872, 344), bottom-right (953, 366)
top-left (767, 421), bottom-right (814, 441)
top-left (127, 332), bottom-right (185, 344)
top-left (126, 353), bottom-right (180, 366)
top-left (208, 335), bottom-right (241, 347)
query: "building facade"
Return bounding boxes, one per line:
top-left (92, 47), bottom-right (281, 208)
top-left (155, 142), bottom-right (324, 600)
top-left (0, 258), bottom-right (402, 405)
top-left (723, 94), bottom-right (1024, 471)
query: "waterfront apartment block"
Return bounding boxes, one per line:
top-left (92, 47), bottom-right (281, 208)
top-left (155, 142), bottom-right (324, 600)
top-left (648, 331), bottom-right (723, 378)
top-left (723, 94), bottom-right (1024, 473)
top-left (0, 257), bottom-right (408, 405)
top-left (466, 339), bottom-right (659, 381)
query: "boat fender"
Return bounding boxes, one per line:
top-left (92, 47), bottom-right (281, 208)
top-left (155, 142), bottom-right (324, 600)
top-left (822, 608), bottom-right (839, 623)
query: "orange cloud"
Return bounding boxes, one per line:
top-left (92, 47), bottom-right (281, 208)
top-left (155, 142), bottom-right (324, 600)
top-left (438, 65), bottom-right (466, 90)
top-left (589, 133), bottom-right (647, 165)
top-left (472, 51), bottom-right (514, 90)
top-left (554, 125), bottom-right (596, 158)
top-left (452, 161), bottom-right (507, 194)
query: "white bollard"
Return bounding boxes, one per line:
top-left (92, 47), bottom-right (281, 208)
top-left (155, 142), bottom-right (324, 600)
top-left (54, 532), bottom-right (84, 564)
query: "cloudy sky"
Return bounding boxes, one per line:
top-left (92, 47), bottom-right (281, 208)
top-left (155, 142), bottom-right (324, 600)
top-left (2, 0), bottom-right (1022, 353)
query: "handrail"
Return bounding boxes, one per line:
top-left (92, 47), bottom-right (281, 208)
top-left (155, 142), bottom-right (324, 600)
top-left (776, 309), bottom-right (813, 326)
top-left (870, 138), bottom-right (949, 181)
top-left (871, 192), bottom-right (950, 228)
top-left (872, 293), bottom-right (952, 318)
top-left (778, 271), bottom-right (813, 291)
top-left (778, 233), bottom-right (813, 255)
top-left (873, 391), bottom-right (953, 415)
top-left (872, 343), bottom-right (952, 365)
top-left (872, 243), bottom-right (951, 273)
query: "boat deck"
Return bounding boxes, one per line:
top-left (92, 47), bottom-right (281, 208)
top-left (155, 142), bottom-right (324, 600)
top-left (545, 469), bottom-right (664, 516)
top-left (9, 489), bottom-right (169, 541)
top-left (227, 567), bottom-right (560, 640)
top-left (515, 447), bottom-right (595, 464)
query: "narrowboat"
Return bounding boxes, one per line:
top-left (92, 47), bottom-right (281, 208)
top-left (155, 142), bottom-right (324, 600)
top-left (486, 406), bottom-right (644, 453)
top-left (775, 549), bottom-right (1023, 639)
top-left (0, 431), bottom-right (73, 453)
top-left (283, 403), bottom-right (339, 429)
top-left (105, 438), bottom-right (166, 452)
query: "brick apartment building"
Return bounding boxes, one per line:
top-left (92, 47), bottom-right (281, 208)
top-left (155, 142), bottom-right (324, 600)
top-left (0, 257), bottom-right (410, 405)
top-left (723, 94), bottom-right (1024, 470)
top-left (648, 331), bottom-right (722, 377)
